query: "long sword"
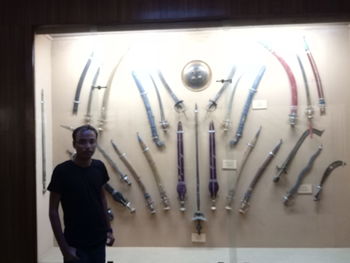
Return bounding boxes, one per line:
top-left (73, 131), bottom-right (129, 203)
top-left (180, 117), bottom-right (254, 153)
top-left (192, 104), bottom-right (206, 234)
top-left (283, 145), bottom-right (322, 206)
top-left (314, 160), bottom-right (346, 201)
top-left (104, 183), bottom-right (136, 213)
top-left (230, 66), bottom-right (266, 146)
top-left (208, 121), bottom-right (219, 210)
top-left (225, 126), bottom-right (262, 210)
top-left (73, 52), bottom-right (93, 115)
top-left (150, 74), bottom-right (169, 132)
top-left (176, 121), bottom-right (186, 211)
top-left (239, 139), bottom-right (282, 214)
top-left (41, 89), bottom-right (47, 194)
top-left (132, 71), bottom-right (165, 148)
top-left (111, 140), bottom-right (156, 214)
top-left (206, 66), bottom-right (236, 112)
top-left (273, 128), bottom-right (324, 183)
top-left (303, 37), bottom-right (326, 115)
top-left (137, 133), bottom-right (170, 210)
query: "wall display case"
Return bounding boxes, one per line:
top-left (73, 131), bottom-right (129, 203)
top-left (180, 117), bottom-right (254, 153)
top-left (35, 22), bottom-right (350, 263)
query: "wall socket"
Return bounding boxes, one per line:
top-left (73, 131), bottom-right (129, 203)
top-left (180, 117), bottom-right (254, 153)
top-left (191, 233), bottom-right (206, 243)
top-left (298, 184), bottom-right (313, 194)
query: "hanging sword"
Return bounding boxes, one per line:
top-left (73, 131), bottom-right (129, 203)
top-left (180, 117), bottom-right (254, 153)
top-left (73, 52), bottom-right (93, 115)
top-left (239, 139), bottom-right (282, 214)
top-left (192, 104), bottom-right (207, 234)
top-left (104, 183), bottom-right (136, 213)
top-left (157, 70), bottom-right (186, 113)
top-left (283, 145), bottom-right (323, 206)
top-left (296, 55), bottom-right (314, 132)
top-left (303, 37), bottom-right (326, 115)
top-left (132, 71), bottom-right (165, 148)
top-left (41, 89), bottom-right (47, 194)
top-left (261, 43), bottom-right (298, 126)
top-left (208, 121), bottom-right (219, 210)
top-left (96, 144), bottom-right (131, 185)
top-left (273, 128), bottom-right (324, 183)
top-left (111, 140), bottom-right (156, 214)
top-left (150, 74), bottom-right (169, 132)
top-left (221, 75), bottom-right (242, 132)
top-left (314, 160), bottom-right (346, 201)
top-left (177, 121), bottom-right (186, 211)
top-left (230, 66), bottom-right (266, 146)
top-left (225, 126), bottom-right (262, 210)
top-left (206, 66), bottom-right (236, 112)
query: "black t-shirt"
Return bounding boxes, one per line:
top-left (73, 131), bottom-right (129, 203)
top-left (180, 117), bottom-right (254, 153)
top-left (48, 159), bottom-right (110, 248)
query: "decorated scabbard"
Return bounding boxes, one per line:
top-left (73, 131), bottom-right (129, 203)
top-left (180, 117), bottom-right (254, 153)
top-left (132, 71), bottom-right (165, 148)
top-left (239, 139), bottom-right (282, 214)
top-left (273, 128), bottom-right (324, 183)
top-left (303, 37), bottom-right (326, 115)
top-left (283, 145), bottom-right (323, 206)
top-left (261, 44), bottom-right (298, 126)
top-left (85, 67), bottom-right (104, 124)
top-left (177, 121), bottom-right (186, 211)
top-left (137, 133), bottom-right (171, 210)
top-left (104, 183), bottom-right (136, 213)
top-left (206, 66), bottom-right (236, 112)
top-left (96, 145), bottom-right (131, 185)
top-left (73, 52), bottom-right (93, 115)
top-left (230, 66), bottom-right (266, 146)
top-left (314, 160), bottom-right (346, 201)
top-left (225, 126), bottom-right (262, 210)
top-left (150, 74), bottom-right (169, 132)
top-left (208, 121), bottom-right (219, 210)
top-left (157, 70), bottom-right (186, 113)
top-left (111, 140), bottom-right (156, 214)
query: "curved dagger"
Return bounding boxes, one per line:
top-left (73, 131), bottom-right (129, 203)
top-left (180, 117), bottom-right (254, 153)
top-left (273, 128), bottom-right (324, 183)
top-left (283, 145), bottom-right (322, 206)
top-left (239, 139), bottom-right (282, 214)
top-left (177, 121), bottom-right (186, 211)
top-left (225, 126), bottom-right (262, 210)
top-left (208, 121), bottom-right (219, 210)
top-left (132, 71), bottom-right (165, 148)
top-left (150, 74), bottom-right (169, 132)
top-left (206, 66), bottom-right (236, 112)
top-left (314, 160), bottom-right (346, 201)
top-left (104, 183), bottom-right (136, 213)
top-left (230, 66), bottom-right (266, 146)
top-left (303, 37), bottom-right (326, 115)
top-left (73, 52), bottom-right (93, 115)
top-left (261, 43), bottom-right (298, 126)
top-left (137, 133), bottom-right (170, 210)
top-left (111, 140), bottom-right (156, 214)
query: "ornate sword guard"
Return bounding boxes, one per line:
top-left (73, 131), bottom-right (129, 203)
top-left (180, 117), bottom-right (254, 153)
top-left (221, 119), bottom-right (231, 132)
top-left (174, 100), bottom-right (186, 113)
top-left (238, 200), bottom-right (250, 215)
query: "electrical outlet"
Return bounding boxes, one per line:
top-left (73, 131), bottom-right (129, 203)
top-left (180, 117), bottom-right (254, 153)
top-left (252, 99), bottom-right (267, 110)
top-left (222, 159), bottom-right (236, 170)
top-left (191, 233), bottom-right (206, 243)
top-left (298, 184), bottom-right (313, 194)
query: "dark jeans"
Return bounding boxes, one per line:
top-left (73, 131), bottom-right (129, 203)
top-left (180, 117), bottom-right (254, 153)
top-left (64, 243), bottom-right (106, 263)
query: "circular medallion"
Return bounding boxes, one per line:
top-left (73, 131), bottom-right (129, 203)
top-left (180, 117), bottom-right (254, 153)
top-left (181, 60), bottom-right (212, 92)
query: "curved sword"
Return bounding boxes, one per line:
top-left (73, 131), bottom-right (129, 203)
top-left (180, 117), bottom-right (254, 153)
top-left (176, 121), bottom-right (186, 211)
top-left (73, 52), bottom-right (93, 115)
top-left (314, 160), bottom-right (346, 201)
top-left (111, 140), bottom-right (156, 214)
top-left (150, 74), bottom-right (169, 132)
top-left (104, 183), bottom-right (136, 213)
top-left (230, 66), bottom-right (266, 146)
top-left (132, 71), bottom-right (165, 148)
top-left (283, 145), bottom-right (322, 206)
top-left (206, 66), bottom-right (236, 112)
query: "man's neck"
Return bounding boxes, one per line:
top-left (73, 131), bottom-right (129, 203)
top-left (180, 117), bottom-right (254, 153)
top-left (73, 157), bottom-right (92, 167)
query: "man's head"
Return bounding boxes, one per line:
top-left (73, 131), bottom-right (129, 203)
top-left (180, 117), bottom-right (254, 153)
top-left (72, 125), bottom-right (98, 160)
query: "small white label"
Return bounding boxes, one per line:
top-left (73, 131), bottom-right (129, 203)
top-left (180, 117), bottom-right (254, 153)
top-left (222, 159), bottom-right (236, 170)
top-left (252, 99), bottom-right (267, 110)
top-left (298, 184), bottom-right (313, 194)
top-left (191, 233), bottom-right (206, 243)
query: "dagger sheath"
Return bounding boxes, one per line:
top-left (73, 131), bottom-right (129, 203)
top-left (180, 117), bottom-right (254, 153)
top-left (111, 140), bottom-right (155, 214)
top-left (132, 71), bottom-right (165, 148)
top-left (209, 121), bottom-right (219, 210)
top-left (137, 133), bottom-right (170, 210)
top-left (150, 74), bottom-right (169, 132)
top-left (283, 145), bottom-right (322, 206)
top-left (230, 66), bottom-right (266, 146)
top-left (177, 121), bottom-right (186, 211)
top-left (274, 128), bottom-right (324, 183)
top-left (239, 139), bottom-right (282, 214)
top-left (104, 183), bottom-right (136, 213)
top-left (314, 160), bottom-right (346, 201)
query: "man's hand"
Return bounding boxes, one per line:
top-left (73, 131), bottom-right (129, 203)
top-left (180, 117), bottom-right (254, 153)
top-left (106, 231), bottom-right (115, 246)
top-left (63, 246), bottom-right (79, 262)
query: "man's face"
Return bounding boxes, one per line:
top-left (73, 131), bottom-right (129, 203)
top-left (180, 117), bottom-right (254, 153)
top-left (73, 129), bottom-right (97, 160)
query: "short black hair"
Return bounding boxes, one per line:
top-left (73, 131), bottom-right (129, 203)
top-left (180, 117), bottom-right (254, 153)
top-left (72, 125), bottom-right (98, 143)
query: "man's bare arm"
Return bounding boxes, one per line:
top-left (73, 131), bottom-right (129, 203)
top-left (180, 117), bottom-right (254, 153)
top-left (101, 186), bottom-right (115, 246)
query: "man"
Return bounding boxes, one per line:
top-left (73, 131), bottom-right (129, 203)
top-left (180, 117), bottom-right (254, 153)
top-left (48, 125), bottom-right (115, 262)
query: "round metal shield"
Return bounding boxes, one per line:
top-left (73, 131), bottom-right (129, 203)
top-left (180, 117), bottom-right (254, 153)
top-left (181, 60), bottom-right (212, 92)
